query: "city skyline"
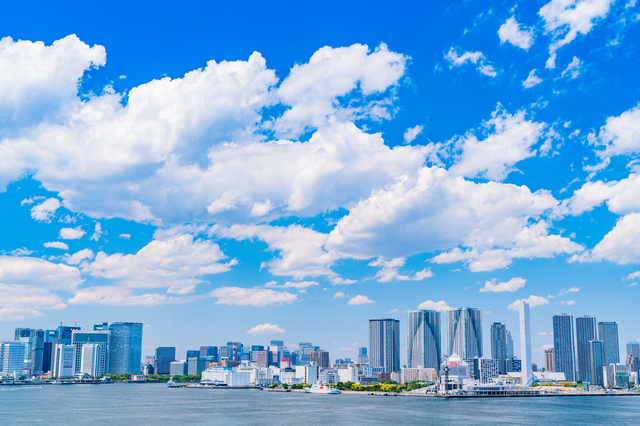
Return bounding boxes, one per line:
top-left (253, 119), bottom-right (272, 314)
top-left (1, 0), bottom-right (640, 371)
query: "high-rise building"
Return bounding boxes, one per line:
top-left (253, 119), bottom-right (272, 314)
top-left (505, 330), bottom-right (514, 359)
top-left (298, 343), bottom-right (315, 365)
top-left (310, 350), bottom-right (330, 368)
top-left (94, 322), bottom-right (109, 331)
top-left (0, 341), bottom-right (26, 375)
top-left (544, 349), bottom-right (555, 373)
top-left (15, 328), bottom-right (45, 375)
top-left (186, 349), bottom-right (199, 359)
top-left (407, 310), bottom-right (441, 370)
top-left (519, 302), bottom-right (532, 385)
top-left (108, 322), bottom-right (143, 374)
top-left (72, 330), bottom-right (110, 376)
top-left (357, 347), bottom-right (369, 365)
top-left (575, 316), bottom-right (597, 383)
top-left (448, 308), bottom-right (482, 359)
top-left (490, 323), bottom-right (507, 360)
top-left (200, 346), bottom-right (218, 361)
top-left (626, 341), bottom-right (640, 375)
top-left (154, 347), bottom-right (176, 375)
top-left (471, 358), bottom-right (499, 384)
top-left (598, 322), bottom-right (620, 366)
top-left (226, 342), bottom-right (243, 362)
top-left (219, 346), bottom-right (230, 360)
top-left (256, 351), bottom-right (269, 368)
top-left (553, 314), bottom-right (576, 382)
top-left (81, 344), bottom-right (102, 377)
top-left (52, 344), bottom-right (76, 378)
top-left (588, 340), bottom-right (604, 386)
top-left (56, 325), bottom-right (81, 345)
top-left (369, 319), bottom-right (400, 373)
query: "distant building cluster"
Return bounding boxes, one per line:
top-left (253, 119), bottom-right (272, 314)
top-left (1, 322), bottom-right (142, 379)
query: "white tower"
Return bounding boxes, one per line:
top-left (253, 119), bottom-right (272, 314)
top-left (519, 301), bottom-right (532, 385)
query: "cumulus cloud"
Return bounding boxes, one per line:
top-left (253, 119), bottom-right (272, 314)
top-left (417, 300), bottom-right (452, 311)
top-left (498, 17), bottom-right (534, 50)
top-left (30, 198), bottom-right (61, 222)
top-left (44, 241), bottom-right (69, 250)
top-left (333, 291), bottom-right (347, 299)
top-left (625, 271), bottom-right (640, 280)
top-left (247, 323), bottom-right (285, 334)
top-left (90, 223), bottom-right (104, 241)
top-left (119, 234), bottom-right (131, 239)
top-left (67, 286), bottom-right (192, 306)
top-left (539, 0), bottom-right (615, 53)
top-left (587, 104), bottom-right (640, 161)
top-left (59, 227), bottom-right (86, 240)
top-left (210, 286), bottom-right (297, 306)
top-left (570, 213), bottom-right (640, 264)
top-left (65, 248), bottom-right (94, 265)
top-left (404, 125), bottom-right (424, 144)
top-left (444, 47), bottom-right (497, 77)
top-left (479, 277), bottom-right (526, 293)
top-left (522, 69), bottom-right (543, 88)
top-left (265, 280), bottom-right (319, 293)
top-left (348, 295), bottom-right (375, 305)
top-left (508, 295), bottom-right (549, 310)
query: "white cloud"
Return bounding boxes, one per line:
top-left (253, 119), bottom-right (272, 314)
top-left (247, 323), bottom-right (285, 334)
top-left (404, 125), bottom-right (424, 144)
top-left (210, 286), bottom-right (297, 306)
top-left (560, 56), bottom-right (583, 79)
top-left (444, 47), bottom-right (497, 77)
top-left (250, 200), bottom-right (273, 217)
top-left (368, 257), bottom-right (433, 282)
top-left (522, 69), bottom-right (543, 88)
top-left (333, 291), bottom-right (347, 299)
top-left (417, 300), bottom-right (452, 311)
top-left (498, 17), bottom-right (534, 50)
top-left (557, 286), bottom-right (580, 295)
top-left (560, 300), bottom-right (575, 305)
top-left (81, 229), bottom-right (234, 294)
top-left (479, 277), bottom-right (526, 293)
top-left (348, 295), bottom-right (375, 305)
top-left (0, 284), bottom-right (67, 313)
top-left (448, 108), bottom-right (545, 181)
top-left (119, 234), bottom-right (131, 239)
top-left (625, 271), bottom-right (640, 280)
top-left (538, 331), bottom-right (549, 336)
top-left (508, 295), bottom-right (549, 310)
top-left (265, 280), bottom-right (319, 292)
top-left (20, 196), bottom-right (45, 206)
top-left (546, 53), bottom-right (557, 69)
top-left (67, 286), bottom-right (191, 306)
top-left (30, 198), bottom-right (61, 222)
top-left (630, 282), bottom-right (638, 287)
top-left (59, 226), bottom-right (86, 240)
top-left (539, 0), bottom-right (615, 52)
top-left (570, 213), bottom-right (640, 264)
top-left (588, 104), bottom-right (640, 161)
top-left (90, 223), bottom-right (104, 241)
top-left (44, 241), bottom-right (69, 250)
top-left (0, 307), bottom-right (45, 322)
top-left (65, 248), bottom-right (94, 265)
top-left (0, 255), bottom-right (82, 291)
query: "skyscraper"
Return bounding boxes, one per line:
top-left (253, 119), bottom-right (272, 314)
top-left (575, 316), bottom-right (597, 383)
top-left (52, 344), bottom-right (76, 378)
top-left (56, 325), bottom-right (80, 345)
top-left (407, 310), bottom-right (441, 370)
top-left (519, 302), bottom-right (532, 385)
top-left (627, 341), bottom-right (640, 375)
top-left (226, 342), bottom-right (243, 361)
top-left (544, 349), bottom-right (555, 372)
top-left (369, 319), bottom-right (400, 373)
top-left (505, 330), bottom-right (514, 359)
top-left (490, 323), bottom-right (507, 360)
top-left (357, 347), bottom-right (369, 365)
top-left (155, 347), bottom-right (176, 375)
top-left (448, 308), bottom-right (482, 359)
top-left (80, 344), bottom-right (102, 377)
top-left (72, 330), bottom-right (110, 376)
top-left (310, 350), bottom-right (330, 368)
top-left (200, 346), bottom-right (218, 361)
top-left (588, 340), bottom-right (604, 386)
top-left (15, 328), bottom-right (45, 375)
top-left (598, 322), bottom-right (620, 365)
top-left (108, 322), bottom-right (143, 374)
top-left (0, 341), bottom-right (26, 375)
top-left (553, 314), bottom-right (575, 382)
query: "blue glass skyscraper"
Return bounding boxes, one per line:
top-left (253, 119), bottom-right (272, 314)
top-left (108, 322), bottom-right (143, 374)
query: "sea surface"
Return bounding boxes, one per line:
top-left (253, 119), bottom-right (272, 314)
top-left (1, 383), bottom-right (639, 425)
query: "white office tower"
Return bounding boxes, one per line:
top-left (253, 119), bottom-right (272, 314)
top-left (519, 301), bottom-right (532, 386)
top-left (81, 344), bottom-right (102, 377)
top-left (52, 344), bottom-right (76, 378)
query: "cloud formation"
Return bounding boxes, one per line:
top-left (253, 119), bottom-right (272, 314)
top-left (247, 323), bottom-right (286, 334)
top-left (498, 17), bottom-right (534, 50)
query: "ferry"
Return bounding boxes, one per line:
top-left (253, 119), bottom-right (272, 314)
top-left (304, 383), bottom-right (340, 394)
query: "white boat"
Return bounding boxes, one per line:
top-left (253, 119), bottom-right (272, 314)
top-left (167, 377), bottom-right (176, 387)
top-left (304, 383), bottom-right (340, 394)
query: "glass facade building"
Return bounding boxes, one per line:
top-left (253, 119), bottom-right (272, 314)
top-left (108, 322), bottom-right (143, 375)
top-left (154, 347), bottom-right (176, 375)
top-left (553, 314), bottom-right (576, 382)
top-left (598, 322), bottom-right (620, 366)
top-left (575, 316), bottom-right (597, 383)
top-left (407, 310), bottom-right (441, 370)
top-left (588, 340), bottom-right (604, 386)
top-left (72, 330), bottom-right (110, 376)
top-left (369, 318), bottom-right (400, 373)
top-left (448, 308), bottom-right (483, 359)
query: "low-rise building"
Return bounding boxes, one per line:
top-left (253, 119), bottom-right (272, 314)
top-left (169, 361), bottom-right (187, 376)
top-left (400, 367), bottom-right (437, 384)
top-left (201, 367), bottom-right (251, 387)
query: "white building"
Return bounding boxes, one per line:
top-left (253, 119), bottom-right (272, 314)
top-left (52, 344), bottom-right (76, 378)
top-left (400, 367), bottom-right (437, 384)
top-left (81, 344), bottom-right (102, 377)
top-left (338, 367), bottom-right (358, 383)
top-left (295, 362), bottom-right (319, 384)
top-left (319, 370), bottom-right (338, 384)
top-left (604, 364), bottom-right (630, 388)
top-left (471, 358), bottom-right (499, 384)
top-left (0, 341), bottom-right (26, 375)
top-left (519, 301), bottom-right (533, 386)
top-left (201, 367), bottom-right (251, 387)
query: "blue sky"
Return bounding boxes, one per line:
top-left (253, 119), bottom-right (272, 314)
top-left (0, 0), bottom-right (639, 366)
